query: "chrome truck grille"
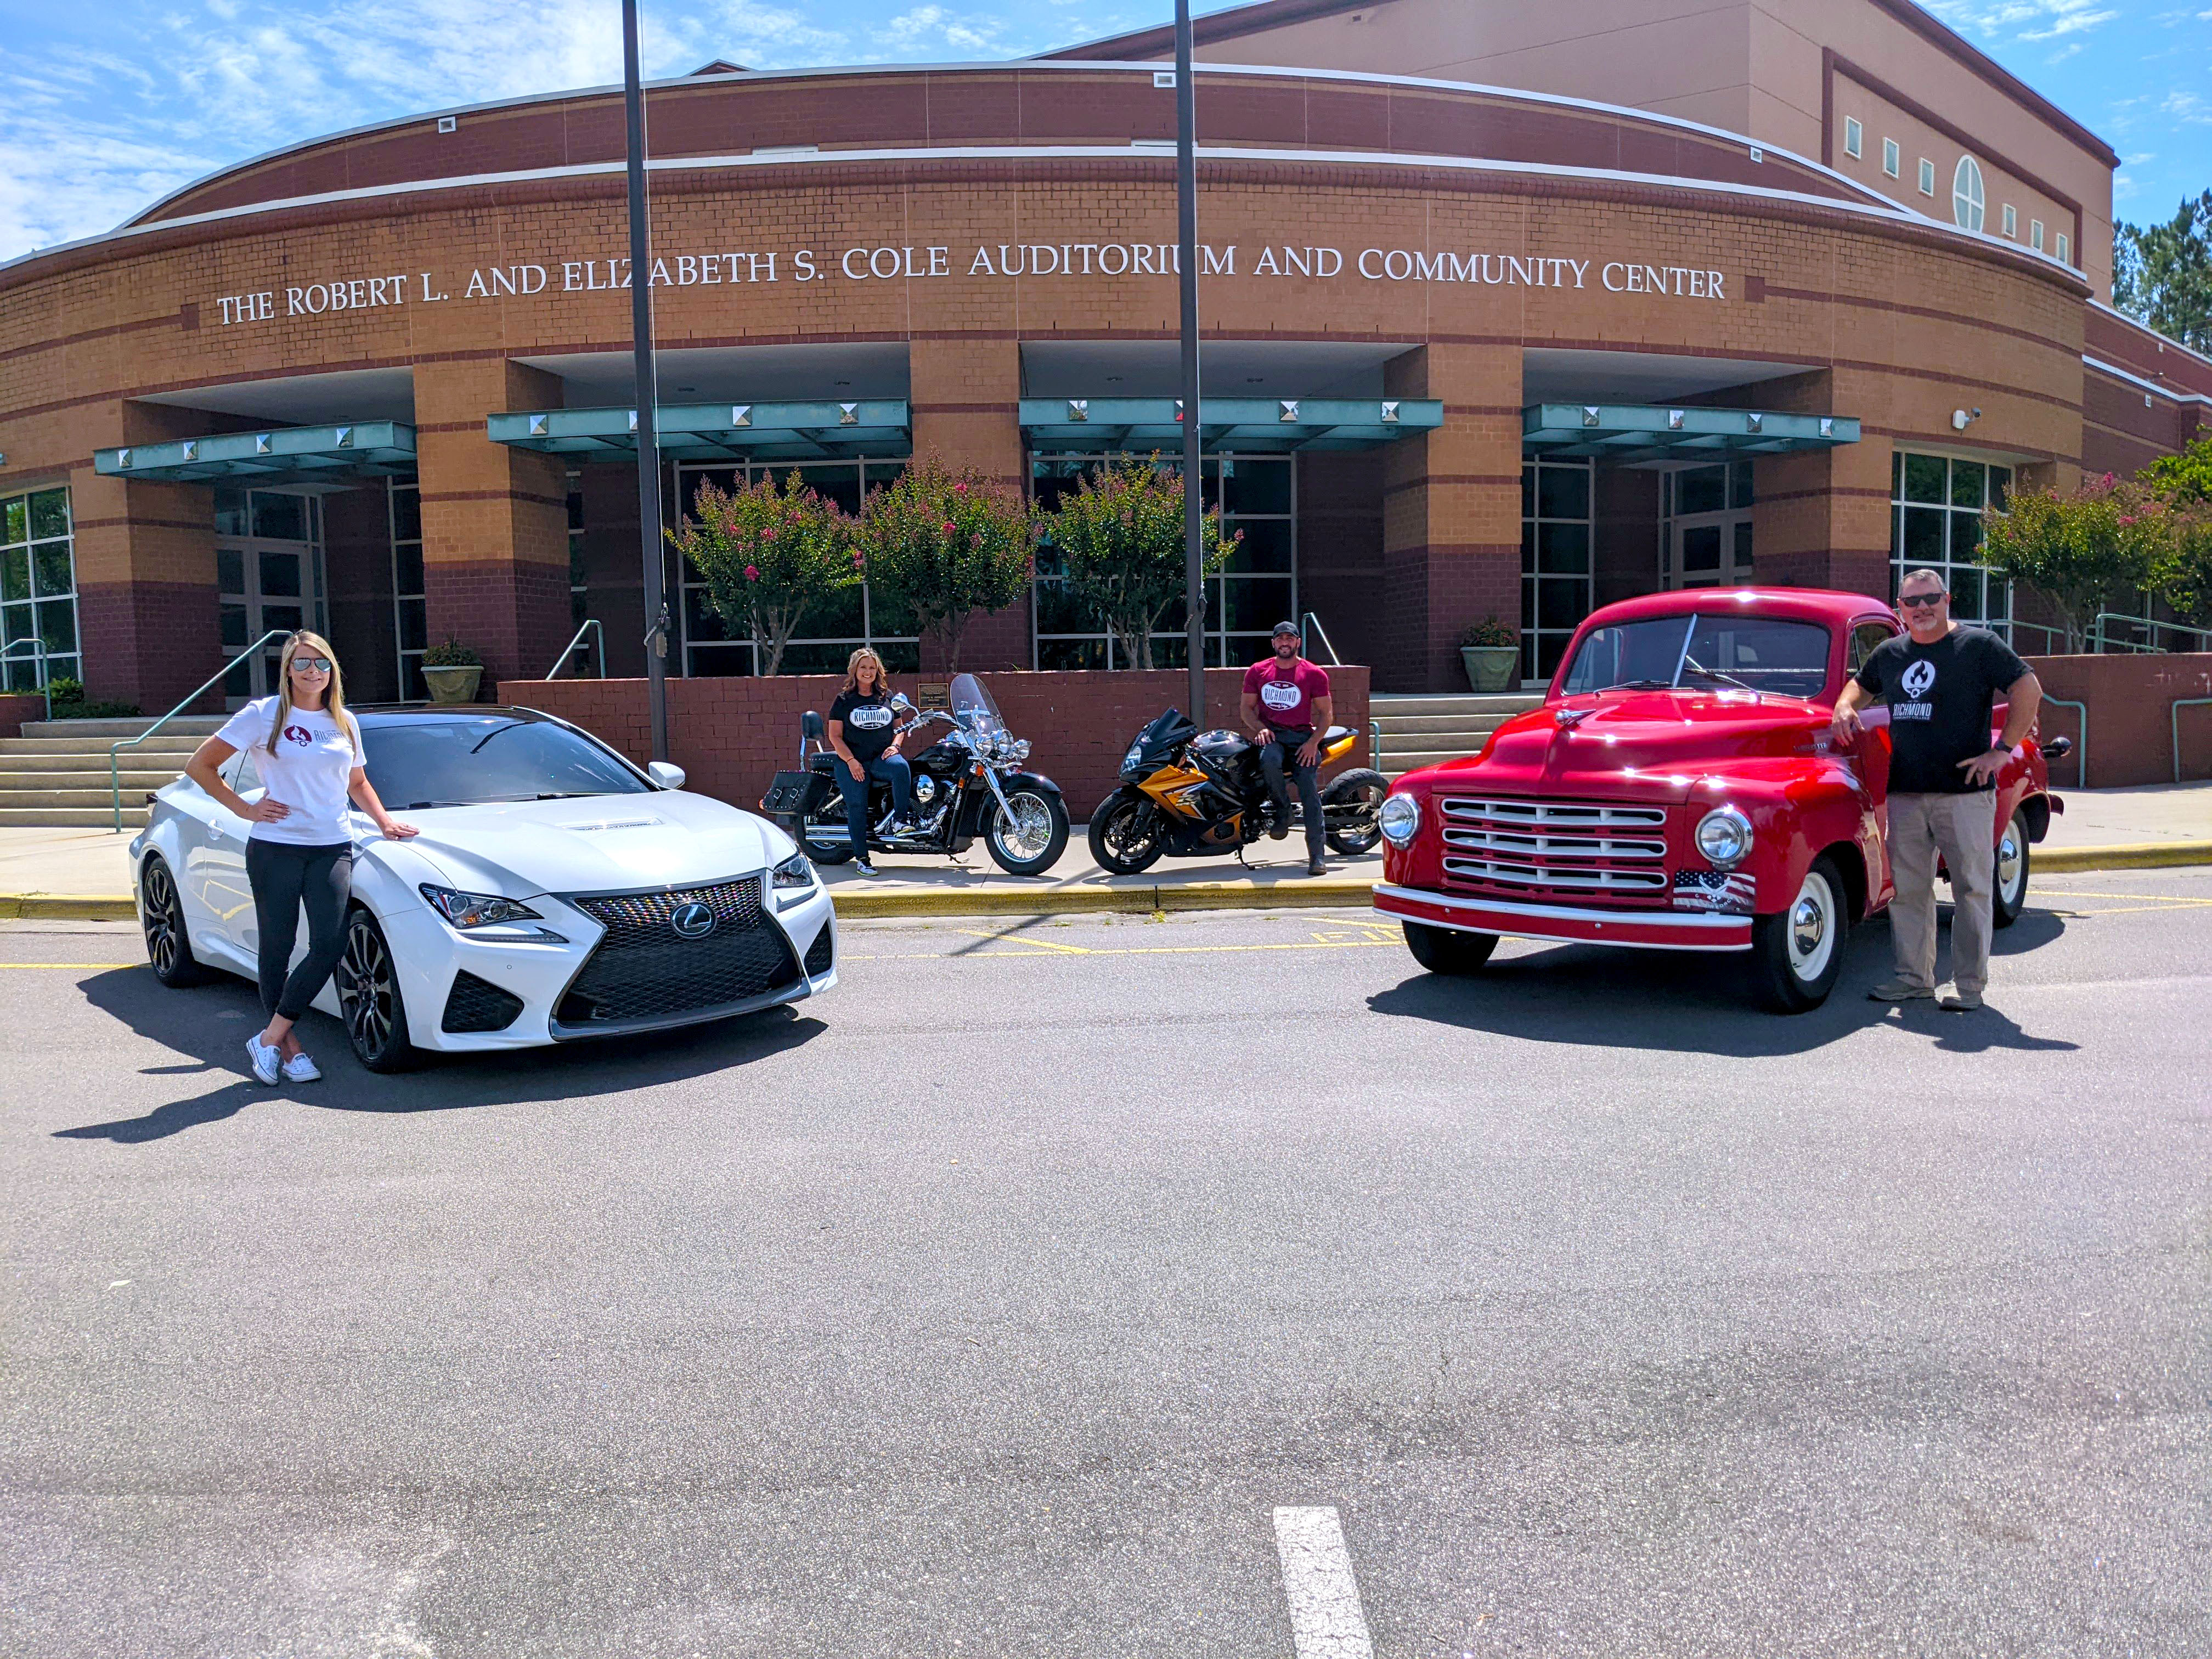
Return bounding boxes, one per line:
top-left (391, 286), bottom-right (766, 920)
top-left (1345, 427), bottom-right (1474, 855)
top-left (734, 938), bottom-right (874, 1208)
top-left (1435, 796), bottom-right (1672, 903)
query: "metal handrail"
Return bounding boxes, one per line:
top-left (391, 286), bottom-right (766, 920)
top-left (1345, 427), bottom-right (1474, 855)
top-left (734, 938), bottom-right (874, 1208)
top-left (110, 629), bottom-right (289, 832)
top-left (1, 639), bottom-right (54, 723)
top-left (546, 617), bottom-right (605, 680)
top-left (2091, 613), bottom-right (2212, 654)
top-left (2041, 695), bottom-right (2087, 789)
top-left (1301, 610), bottom-right (1342, 667)
top-left (2175, 697), bottom-right (2212, 784)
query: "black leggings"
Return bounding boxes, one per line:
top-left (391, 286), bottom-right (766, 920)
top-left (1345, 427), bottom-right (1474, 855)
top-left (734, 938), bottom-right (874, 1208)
top-left (246, 839), bottom-right (354, 1022)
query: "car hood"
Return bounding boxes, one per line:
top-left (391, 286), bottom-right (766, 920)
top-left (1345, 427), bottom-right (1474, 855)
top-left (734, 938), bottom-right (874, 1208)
top-left (363, 789), bottom-right (792, 899)
top-left (1418, 688), bottom-right (1831, 800)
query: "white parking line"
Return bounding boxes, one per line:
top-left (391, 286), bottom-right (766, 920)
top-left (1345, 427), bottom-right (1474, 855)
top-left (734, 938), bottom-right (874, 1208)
top-left (1272, 1505), bottom-right (1375, 1659)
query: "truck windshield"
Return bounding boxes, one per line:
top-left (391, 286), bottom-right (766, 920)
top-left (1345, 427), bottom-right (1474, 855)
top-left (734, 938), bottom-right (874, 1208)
top-left (1560, 613), bottom-right (1832, 700)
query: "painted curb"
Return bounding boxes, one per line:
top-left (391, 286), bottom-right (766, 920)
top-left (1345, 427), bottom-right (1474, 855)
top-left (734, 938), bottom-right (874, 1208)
top-left (3, 842), bottom-right (2205, 923)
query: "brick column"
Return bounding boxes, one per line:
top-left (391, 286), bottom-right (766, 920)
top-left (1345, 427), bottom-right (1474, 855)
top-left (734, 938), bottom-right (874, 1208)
top-left (1749, 368), bottom-right (1894, 600)
top-left (415, 359), bottom-right (571, 687)
top-left (1379, 345), bottom-right (1524, 692)
top-left (909, 337), bottom-right (1029, 673)
top-left (70, 400), bottom-right (222, 713)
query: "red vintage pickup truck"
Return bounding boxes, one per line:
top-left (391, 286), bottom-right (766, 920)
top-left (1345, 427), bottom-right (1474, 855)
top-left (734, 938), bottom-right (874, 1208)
top-left (1372, 589), bottom-right (2067, 1012)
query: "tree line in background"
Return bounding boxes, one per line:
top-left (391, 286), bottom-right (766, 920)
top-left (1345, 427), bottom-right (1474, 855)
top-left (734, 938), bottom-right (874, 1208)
top-left (667, 455), bottom-right (1237, 672)
top-left (1980, 436), bottom-right (2212, 652)
top-left (2114, 188), bottom-right (2211, 354)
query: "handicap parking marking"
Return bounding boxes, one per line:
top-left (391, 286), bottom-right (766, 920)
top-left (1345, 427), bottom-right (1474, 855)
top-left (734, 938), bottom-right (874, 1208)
top-left (1273, 1505), bottom-right (1375, 1659)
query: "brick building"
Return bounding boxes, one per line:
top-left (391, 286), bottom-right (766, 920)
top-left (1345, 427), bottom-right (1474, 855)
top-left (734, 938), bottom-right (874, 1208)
top-left (2, 0), bottom-right (2206, 711)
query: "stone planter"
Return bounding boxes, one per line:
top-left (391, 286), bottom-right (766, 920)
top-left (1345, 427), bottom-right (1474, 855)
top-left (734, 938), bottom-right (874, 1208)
top-left (421, 664), bottom-right (483, 706)
top-left (1460, 645), bottom-right (1519, 693)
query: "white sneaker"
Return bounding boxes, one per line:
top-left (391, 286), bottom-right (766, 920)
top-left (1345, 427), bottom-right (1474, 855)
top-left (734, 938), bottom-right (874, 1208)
top-left (281, 1052), bottom-right (322, 1082)
top-left (245, 1035), bottom-right (281, 1085)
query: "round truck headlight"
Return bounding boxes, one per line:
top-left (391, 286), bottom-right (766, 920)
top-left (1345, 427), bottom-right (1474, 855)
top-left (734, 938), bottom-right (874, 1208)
top-left (1696, 806), bottom-right (1753, 868)
top-left (1378, 791), bottom-right (1421, 849)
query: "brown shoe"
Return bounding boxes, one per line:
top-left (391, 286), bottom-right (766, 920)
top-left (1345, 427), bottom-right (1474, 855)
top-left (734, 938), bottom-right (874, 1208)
top-left (1938, 986), bottom-right (1984, 1012)
top-left (1866, 978), bottom-right (1935, 1002)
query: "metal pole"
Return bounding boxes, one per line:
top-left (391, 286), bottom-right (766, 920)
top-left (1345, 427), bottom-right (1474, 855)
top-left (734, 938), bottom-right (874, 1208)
top-left (623, 0), bottom-right (670, 763)
top-left (1174, 0), bottom-right (1205, 727)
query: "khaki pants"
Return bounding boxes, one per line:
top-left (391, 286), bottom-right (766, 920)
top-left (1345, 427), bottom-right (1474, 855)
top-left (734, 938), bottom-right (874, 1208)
top-left (1887, 791), bottom-right (1997, 995)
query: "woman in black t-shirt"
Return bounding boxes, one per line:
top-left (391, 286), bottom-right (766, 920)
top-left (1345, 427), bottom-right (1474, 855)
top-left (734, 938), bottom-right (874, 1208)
top-left (826, 647), bottom-right (915, 875)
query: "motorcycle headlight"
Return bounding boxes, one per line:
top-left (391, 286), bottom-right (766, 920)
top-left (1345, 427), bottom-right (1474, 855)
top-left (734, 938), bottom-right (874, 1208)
top-left (1378, 791), bottom-right (1421, 848)
top-left (1695, 806), bottom-right (1754, 868)
top-left (1005, 738), bottom-right (1031, 764)
top-left (772, 851), bottom-right (815, 889)
top-left (1121, 741), bottom-right (1146, 777)
top-left (419, 884), bottom-right (565, 941)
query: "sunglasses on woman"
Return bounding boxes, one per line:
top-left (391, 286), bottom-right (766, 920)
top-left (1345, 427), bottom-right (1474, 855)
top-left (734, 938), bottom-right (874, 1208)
top-left (289, 656), bottom-right (334, 673)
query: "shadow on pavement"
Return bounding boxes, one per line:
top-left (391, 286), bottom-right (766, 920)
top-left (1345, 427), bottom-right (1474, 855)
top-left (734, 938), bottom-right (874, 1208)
top-left (1366, 905), bottom-right (2079, 1058)
top-left (53, 965), bottom-right (826, 1144)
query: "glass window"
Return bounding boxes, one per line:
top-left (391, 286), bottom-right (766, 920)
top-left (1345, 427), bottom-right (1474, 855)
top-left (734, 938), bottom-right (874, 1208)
top-left (1729, 461), bottom-right (1754, 510)
top-left (1848, 620), bottom-right (1895, 674)
top-left (2056, 232), bottom-right (2070, 267)
top-left (1952, 156), bottom-right (1985, 231)
top-left (360, 714), bottom-right (651, 808)
top-left (1902, 453), bottom-right (1948, 504)
top-left (1891, 453), bottom-right (2011, 640)
top-left (251, 491), bottom-right (308, 541)
top-left (1844, 117), bottom-right (1862, 159)
top-left (1561, 613), bottom-right (1830, 699)
top-left (28, 490), bottom-right (70, 541)
top-left (388, 475), bottom-right (427, 698)
top-left (0, 485), bottom-right (78, 691)
top-left (1883, 138), bottom-right (1899, 178)
top-left (1521, 457), bottom-right (1593, 684)
top-left (1918, 157), bottom-right (1936, 196)
top-left (2030, 220), bottom-right (2044, 251)
top-left (2002, 204), bottom-right (2017, 238)
top-left (1677, 465), bottom-right (1728, 516)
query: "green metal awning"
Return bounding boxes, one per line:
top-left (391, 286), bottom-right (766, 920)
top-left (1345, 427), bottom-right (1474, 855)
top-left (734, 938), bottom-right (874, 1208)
top-left (93, 421), bottom-right (417, 484)
top-left (488, 400), bottom-right (911, 462)
top-left (1521, 403), bottom-right (1859, 465)
top-left (1019, 397), bottom-right (1443, 453)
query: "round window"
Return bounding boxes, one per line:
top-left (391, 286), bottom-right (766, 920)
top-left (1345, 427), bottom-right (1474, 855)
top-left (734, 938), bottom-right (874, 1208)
top-left (1953, 155), bottom-right (1986, 232)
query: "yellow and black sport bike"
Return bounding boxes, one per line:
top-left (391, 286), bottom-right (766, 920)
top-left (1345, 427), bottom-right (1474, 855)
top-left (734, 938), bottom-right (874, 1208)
top-left (1087, 706), bottom-right (1387, 874)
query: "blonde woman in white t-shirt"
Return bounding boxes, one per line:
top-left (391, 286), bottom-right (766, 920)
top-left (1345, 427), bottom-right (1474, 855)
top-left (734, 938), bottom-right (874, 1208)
top-left (183, 633), bottom-right (417, 1084)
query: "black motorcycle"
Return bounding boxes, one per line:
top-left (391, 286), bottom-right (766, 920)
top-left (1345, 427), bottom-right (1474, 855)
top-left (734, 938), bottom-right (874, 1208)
top-left (1087, 706), bottom-right (1388, 875)
top-left (763, 673), bottom-right (1071, 877)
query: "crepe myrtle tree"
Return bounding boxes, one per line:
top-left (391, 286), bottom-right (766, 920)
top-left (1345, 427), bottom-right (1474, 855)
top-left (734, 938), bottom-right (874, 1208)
top-left (1039, 454), bottom-right (1239, 669)
top-left (667, 473), bottom-right (861, 675)
top-left (1978, 472), bottom-right (2171, 652)
top-left (854, 456), bottom-right (1035, 668)
top-left (2142, 438), bottom-right (2212, 627)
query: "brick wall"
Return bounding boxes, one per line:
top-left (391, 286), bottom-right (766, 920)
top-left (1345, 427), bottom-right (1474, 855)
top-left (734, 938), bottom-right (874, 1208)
top-left (0, 693), bottom-right (48, 738)
top-left (501, 665), bottom-right (1372, 819)
top-left (2024, 652), bottom-right (2212, 788)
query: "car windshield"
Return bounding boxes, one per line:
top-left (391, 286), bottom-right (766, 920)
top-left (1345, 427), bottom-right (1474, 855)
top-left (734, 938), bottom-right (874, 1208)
top-left (1560, 613), bottom-right (1832, 700)
top-left (360, 716), bottom-right (650, 809)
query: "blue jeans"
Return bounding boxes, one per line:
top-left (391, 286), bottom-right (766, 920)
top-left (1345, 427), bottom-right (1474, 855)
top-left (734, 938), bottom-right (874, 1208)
top-left (1259, 731), bottom-right (1325, 856)
top-left (836, 753), bottom-right (913, 850)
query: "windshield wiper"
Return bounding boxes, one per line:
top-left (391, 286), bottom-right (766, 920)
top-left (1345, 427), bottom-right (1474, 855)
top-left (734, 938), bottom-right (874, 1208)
top-left (1680, 655), bottom-right (1764, 698)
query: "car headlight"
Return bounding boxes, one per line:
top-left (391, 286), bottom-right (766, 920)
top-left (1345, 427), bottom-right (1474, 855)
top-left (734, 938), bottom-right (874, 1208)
top-left (772, 851), bottom-right (814, 889)
top-left (418, 884), bottom-right (566, 942)
top-left (1695, 806), bottom-right (1754, 868)
top-left (1378, 791), bottom-right (1421, 848)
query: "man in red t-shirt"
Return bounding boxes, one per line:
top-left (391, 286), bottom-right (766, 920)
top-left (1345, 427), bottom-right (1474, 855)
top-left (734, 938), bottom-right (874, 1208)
top-left (1241, 620), bottom-right (1335, 874)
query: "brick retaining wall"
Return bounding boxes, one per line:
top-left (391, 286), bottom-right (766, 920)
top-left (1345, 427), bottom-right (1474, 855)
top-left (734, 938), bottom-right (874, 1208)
top-left (0, 694), bottom-right (47, 739)
top-left (501, 667), bottom-right (1372, 819)
top-left (2025, 652), bottom-right (2212, 788)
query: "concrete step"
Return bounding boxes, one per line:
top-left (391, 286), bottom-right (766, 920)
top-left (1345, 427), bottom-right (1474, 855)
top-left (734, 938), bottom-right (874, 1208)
top-left (1369, 711), bottom-right (1528, 735)
top-left (19, 715), bottom-right (226, 740)
top-left (0, 753), bottom-right (182, 776)
top-left (1368, 694), bottom-right (1540, 718)
top-left (0, 736), bottom-right (207, 757)
top-left (0, 770), bottom-right (179, 792)
top-left (1381, 749), bottom-right (1493, 774)
top-left (0, 806), bottom-right (148, 828)
top-left (0, 786), bottom-right (171, 809)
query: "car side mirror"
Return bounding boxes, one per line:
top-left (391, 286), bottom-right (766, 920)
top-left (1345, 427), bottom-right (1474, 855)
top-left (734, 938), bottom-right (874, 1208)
top-left (647, 760), bottom-right (686, 789)
top-left (800, 710), bottom-right (826, 742)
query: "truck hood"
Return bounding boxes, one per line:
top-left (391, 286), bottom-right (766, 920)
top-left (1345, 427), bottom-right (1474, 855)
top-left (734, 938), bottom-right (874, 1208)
top-left (358, 789), bottom-right (792, 899)
top-left (1418, 688), bottom-right (1831, 799)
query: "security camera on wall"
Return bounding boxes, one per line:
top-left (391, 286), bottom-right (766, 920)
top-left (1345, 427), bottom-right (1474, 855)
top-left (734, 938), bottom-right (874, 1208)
top-left (1950, 408), bottom-right (1982, 431)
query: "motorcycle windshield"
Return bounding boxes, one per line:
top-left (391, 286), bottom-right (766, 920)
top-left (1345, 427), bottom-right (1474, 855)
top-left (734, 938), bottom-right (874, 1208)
top-left (949, 673), bottom-right (1006, 737)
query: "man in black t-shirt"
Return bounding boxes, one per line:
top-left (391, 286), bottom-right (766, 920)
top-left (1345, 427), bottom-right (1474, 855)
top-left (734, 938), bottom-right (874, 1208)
top-left (1832, 568), bottom-right (2041, 1011)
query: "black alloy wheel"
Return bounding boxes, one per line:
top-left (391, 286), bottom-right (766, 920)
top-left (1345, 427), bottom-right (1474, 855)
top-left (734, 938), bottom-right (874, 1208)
top-left (139, 855), bottom-right (212, 988)
top-left (1087, 787), bottom-right (1165, 875)
top-left (335, 908), bottom-right (420, 1072)
top-left (1323, 768), bottom-right (1390, 856)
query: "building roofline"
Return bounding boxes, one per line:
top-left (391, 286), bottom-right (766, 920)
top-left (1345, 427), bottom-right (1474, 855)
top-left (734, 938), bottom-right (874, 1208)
top-left (2088, 297), bottom-right (2212, 375)
top-left (1037, 0), bottom-right (2120, 168)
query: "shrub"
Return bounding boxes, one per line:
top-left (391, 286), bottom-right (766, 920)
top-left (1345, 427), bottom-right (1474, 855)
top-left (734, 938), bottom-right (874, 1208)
top-left (1036, 455), bottom-right (1238, 669)
top-left (668, 474), bottom-right (860, 675)
top-left (854, 456), bottom-right (1035, 668)
top-left (1978, 474), bottom-right (2170, 652)
top-left (1458, 617), bottom-right (1517, 649)
top-left (422, 637), bottom-right (482, 668)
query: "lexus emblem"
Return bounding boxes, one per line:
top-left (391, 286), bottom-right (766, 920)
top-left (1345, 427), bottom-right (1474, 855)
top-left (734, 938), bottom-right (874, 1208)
top-left (669, 900), bottom-right (716, 939)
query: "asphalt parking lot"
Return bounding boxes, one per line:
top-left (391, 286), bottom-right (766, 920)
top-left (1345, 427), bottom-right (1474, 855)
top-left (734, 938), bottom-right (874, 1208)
top-left (3, 868), bottom-right (2208, 1658)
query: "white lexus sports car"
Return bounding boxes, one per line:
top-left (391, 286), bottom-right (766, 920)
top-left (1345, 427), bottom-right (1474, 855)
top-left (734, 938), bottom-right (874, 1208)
top-left (129, 705), bottom-right (837, 1071)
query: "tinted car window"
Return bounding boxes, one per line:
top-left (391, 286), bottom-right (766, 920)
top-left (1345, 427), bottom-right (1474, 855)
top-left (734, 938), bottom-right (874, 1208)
top-left (1562, 614), bottom-right (1832, 699)
top-left (362, 717), bottom-right (649, 808)
top-left (1848, 620), bottom-right (1897, 674)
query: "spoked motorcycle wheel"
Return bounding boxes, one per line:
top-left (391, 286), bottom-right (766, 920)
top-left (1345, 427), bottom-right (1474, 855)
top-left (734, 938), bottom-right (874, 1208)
top-left (986, 787), bottom-right (1069, 876)
top-left (1323, 768), bottom-right (1389, 856)
top-left (335, 908), bottom-right (420, 1073)
top-left (1087, 786), bottom-right (1166, 875)
top-left (138, 854), bottom-right (212, 988)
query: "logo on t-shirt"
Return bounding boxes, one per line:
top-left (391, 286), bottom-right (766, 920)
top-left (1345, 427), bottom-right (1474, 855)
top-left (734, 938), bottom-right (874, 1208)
top-left (283, 723), bottom-right (314, 746)
top-left (1894, 657), bottom-right (1936, 721)
top-left (1259, 680), bottom-right (1304, 712)
top-left (847, 706), bottom-right (893, 730)
top-left (1901, 659), bottom-right (1936, 698)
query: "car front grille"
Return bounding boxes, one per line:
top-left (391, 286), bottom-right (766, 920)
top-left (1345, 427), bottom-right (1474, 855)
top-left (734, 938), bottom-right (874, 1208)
top-left (442, 970), bottom-right (524, 1033)
top-left (1436, 795), bottom-right (1672, 905)
top-left (555, 874), bottom-right (800, 1031)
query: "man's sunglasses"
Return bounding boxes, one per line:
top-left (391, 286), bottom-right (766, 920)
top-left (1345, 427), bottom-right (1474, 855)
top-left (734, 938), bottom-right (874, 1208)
top-left (289, 656), bottom-right (334, 673)
top-left (1898, 592), bottom-right (1947, 610)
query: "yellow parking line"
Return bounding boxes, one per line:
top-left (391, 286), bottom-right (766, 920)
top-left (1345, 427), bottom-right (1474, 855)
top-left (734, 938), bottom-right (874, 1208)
top-left (2034, 890), bottom-right (2212, 904)
top-left (951, 929), bottom-right (1094, 954)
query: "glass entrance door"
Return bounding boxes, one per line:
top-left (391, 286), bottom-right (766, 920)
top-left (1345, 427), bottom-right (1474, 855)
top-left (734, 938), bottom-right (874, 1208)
top-left (217, 488), bottom-right (326, 704)
top-left (1662, 461), bottom-right (1754, 590)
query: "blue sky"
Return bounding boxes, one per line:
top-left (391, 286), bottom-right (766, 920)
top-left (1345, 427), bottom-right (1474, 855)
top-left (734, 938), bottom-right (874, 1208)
top-left (0, 1), bottom-right (2205, 264)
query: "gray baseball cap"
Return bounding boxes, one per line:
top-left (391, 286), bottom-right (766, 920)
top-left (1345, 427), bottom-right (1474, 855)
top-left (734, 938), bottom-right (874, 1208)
top-left (1271, 620), bottom-right (1301, 638)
